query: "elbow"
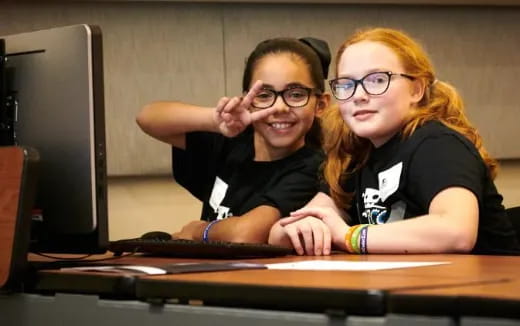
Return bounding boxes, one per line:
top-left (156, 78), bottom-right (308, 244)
top-left (446, 228), bottom-right (477, 253)
top-left (452, 237), bottom-right (476, 253)
top-left (136, 104), bottom-right (152, 132)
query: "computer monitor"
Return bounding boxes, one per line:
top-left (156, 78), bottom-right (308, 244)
top-left (1, 38), bottom-right (11, 146)
top-left (1, 24), bottom-right (108, 254)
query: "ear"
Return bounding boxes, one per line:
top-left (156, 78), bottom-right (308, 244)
top-left (315, 93), bottom-right (331, 117)
top-left (410, 78), bottom-right (426, 105)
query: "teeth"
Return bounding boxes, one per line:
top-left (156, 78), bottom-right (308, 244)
top-left (271, 123), bottom-right (292, 129)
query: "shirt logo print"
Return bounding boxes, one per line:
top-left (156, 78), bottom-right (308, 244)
top-left (361, 188), bottom-right (388, 224)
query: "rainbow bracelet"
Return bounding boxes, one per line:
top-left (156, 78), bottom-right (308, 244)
top-left (350, 224), bottom-right (365, 254)
top-left (344, 225), bottom-right (359, 254)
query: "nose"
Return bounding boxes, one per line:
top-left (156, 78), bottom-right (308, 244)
top-left (351, 82), bottom-right (369, 101)
top-left (272, 95), bottom-right (291, 113)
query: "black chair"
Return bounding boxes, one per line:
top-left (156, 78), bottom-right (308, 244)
top-left (506, 206), bottom-right (520, 240)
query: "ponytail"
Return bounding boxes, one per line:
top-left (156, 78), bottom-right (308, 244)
top-left (404, 80), bottom-right (498, 179)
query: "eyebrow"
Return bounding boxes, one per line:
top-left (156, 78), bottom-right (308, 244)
top-left (261, 82), bottom-right (311, 90)
top-left (337, 68), bottom-right (388, 79)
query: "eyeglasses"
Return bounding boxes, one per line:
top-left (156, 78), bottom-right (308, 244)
top-left (329, 71), bottom-right (415, 100)
top-left (250, 86), bottom-right (321, 109)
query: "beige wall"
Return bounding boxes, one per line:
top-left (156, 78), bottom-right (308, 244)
top-left (2, 2), bottom-right (520, 176)
top-left (2, 2), bottom-right (519, 240)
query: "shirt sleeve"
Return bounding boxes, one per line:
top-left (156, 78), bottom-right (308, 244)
top-left (407, 133), bottom-right (485, 209)
top-left (319, 167), bottom-right (359, 222)
top-left (318, 175), bottom-right (330, 194)
top-left (172, 132), bottom-right (222, 201)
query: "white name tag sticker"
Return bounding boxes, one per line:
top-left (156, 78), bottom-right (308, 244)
top-left (378, 162), bottom-right (402, 202)
top-left (209, 177), bottom-right (228, 212)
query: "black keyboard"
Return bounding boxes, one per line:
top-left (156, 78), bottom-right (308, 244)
top-left (108, 238), bottom-right (294, 259)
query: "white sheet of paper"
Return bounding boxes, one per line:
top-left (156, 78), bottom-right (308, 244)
top-left (266, 260), bottom-right (449, 271)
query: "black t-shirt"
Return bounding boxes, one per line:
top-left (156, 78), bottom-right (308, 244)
top-left (335, 121), bottom-right (519, 254)
top-left (172, 128), bottom-right (323, 221)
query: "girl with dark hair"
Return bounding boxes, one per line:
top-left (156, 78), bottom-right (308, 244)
top-left (269, 28), bottom-right (519, 255)
top-left (137, 37), bottom-right (331, 243)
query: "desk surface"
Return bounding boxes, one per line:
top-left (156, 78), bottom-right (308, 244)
top-left (389, 279), bottom-right (520, 319)
top-left (30, 253), bottom-right (520, 316)
top-left (135, 254), bottom-right (517, 314)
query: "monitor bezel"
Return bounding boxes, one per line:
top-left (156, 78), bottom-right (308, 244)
top-left (2, 24), bottom-right (108, 254)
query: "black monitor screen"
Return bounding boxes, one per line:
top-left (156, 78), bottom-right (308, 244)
top-left (1, 38), bottom-right (12, 146)
top-left (1, 24), bottom-right (108, 253)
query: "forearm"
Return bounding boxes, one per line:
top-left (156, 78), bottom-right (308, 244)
top-left (361, 213), bottom-right (477, 254)
top-left (136, 101), bottom-right (219, 145)
top-left (359, 187), bottom-right (479, 254)
top-left (204, 206), bottom-right (281, 243)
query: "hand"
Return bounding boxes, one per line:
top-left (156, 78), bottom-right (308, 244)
top-left (282, 206), bottom-right (350, 249)
top-left (173, 220), bottom-right (208, 240)
top-left (276, 216), bottom-right (332, 256)
top-left (214, 80), bottom-right (278, 137)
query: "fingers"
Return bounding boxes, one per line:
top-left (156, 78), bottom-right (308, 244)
top-left (283, 217), bottom-right (332, 256)
top-left (290, 207), bottom-right (327, 220)
top-left (219, 80), bottom-right (262, 116)
top-left (286, 223), bottom-right (316, 256)
top-left (221, 96), bottom-right (242, 117)
top-left (241, 80), bottom-right (263, 109)
top-left (301, 224), bottom-right (314, 256)
top-left (323, 226), bottom-right (332, 255)
top-left (215, 97), bottom-right (230, 115)
top-left (215, 96), bottom-right (246, 136)
top-left (310, 220), bottom-right (332, 255)
top-left (282, 207), bottom-right (329, 226)
top-left (242, 80), bottom-right (279, 123)
top-left (250, 106), bottom-right (278, 122)
top-left (221, 80), bottom-right (262, 115)
top-left (279, 215), bottom-right (307, 226)
top-left (311, 224), bottom-right (323, 255)
top-left (284, 226), bottom-right (305, 255)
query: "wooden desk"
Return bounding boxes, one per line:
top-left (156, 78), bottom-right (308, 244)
top-left (389, 279), bottom-right (520, 320)
top-left (29, 254), bottom-right (210, 297)
top-left (26, 255), bottom-right (520, 315)
top-left (134, 254), bottom-right (516, 315)
top-left (1, 253), bottom-right (518, 325)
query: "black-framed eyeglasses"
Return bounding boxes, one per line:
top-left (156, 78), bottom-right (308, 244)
top-left (250, 86), bottom-right (322, 109)
top-left (329, 71), bottom-right (415, 100)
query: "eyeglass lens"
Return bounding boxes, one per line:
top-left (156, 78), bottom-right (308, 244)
top-left (252, 87), bottom-right (310, 109)
top-left (331, 72), bottom-right (391, 100)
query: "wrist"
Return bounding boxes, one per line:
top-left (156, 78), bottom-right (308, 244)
top-left (202, 220), bottom-right (221, 242)
top-left (209, 108), bottom-right (222, 133)
top-left (343, 224), bottom-right (371, 254)
top-left (334, 224), bottom-right (350, 250)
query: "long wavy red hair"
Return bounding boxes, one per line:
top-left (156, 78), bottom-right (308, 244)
top-left (323, 27), bottom-right (498, 212)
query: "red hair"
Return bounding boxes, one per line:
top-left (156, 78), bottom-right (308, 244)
top-left (323, 27), bottom-right (498, 211)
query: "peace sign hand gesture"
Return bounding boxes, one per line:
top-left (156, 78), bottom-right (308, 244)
top-left (214, 80), bottom-right (278, 137)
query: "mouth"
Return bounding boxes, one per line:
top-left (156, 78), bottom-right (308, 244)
top-left (268, 122), bottom-right (295, 130)
top-left (353, 110), bottom-right (377, 120)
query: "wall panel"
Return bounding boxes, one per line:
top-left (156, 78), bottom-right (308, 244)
top-left (1, 3), bottom-right (225, 175)
top-left (1, 3), bottom-right (520, 175)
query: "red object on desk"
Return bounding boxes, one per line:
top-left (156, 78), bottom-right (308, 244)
top-left (0, 146), bottom-right (38, 290)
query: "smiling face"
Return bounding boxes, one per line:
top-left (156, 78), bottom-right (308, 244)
top-left (250, 53), bottom-right (325, 160)
top-left (337, 41), bottom-right (422, 147)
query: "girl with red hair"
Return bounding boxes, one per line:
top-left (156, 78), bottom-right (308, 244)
top-left (269, 28), bottom-right (519, 255)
